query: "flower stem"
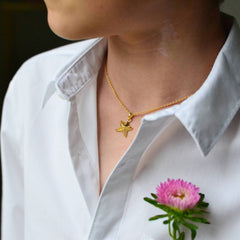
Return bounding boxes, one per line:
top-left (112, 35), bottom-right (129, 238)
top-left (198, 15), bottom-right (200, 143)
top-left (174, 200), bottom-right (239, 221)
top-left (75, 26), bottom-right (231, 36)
top-left (173, 223), bottom-right (177, 240)
top-left (168, 216), bottom-right (177, 240)
top-left (168, 217), bottom-right (173, 238)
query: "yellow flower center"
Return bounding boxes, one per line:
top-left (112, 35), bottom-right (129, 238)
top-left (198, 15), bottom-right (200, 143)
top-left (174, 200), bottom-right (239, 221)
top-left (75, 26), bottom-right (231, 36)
top-left (173, 192), bottom-right (185, 200)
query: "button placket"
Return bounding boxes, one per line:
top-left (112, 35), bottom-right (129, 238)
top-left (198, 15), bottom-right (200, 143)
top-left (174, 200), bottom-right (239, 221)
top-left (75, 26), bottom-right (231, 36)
top-left (67, 98), bottom-right (99, 218)
top-left (88, 115), bottom-right (174, 240)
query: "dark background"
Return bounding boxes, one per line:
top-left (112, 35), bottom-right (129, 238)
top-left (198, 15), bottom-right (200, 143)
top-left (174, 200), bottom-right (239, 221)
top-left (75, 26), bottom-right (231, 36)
top-left (0, 0), bottom-right (72, 235)
top-left (0, 1), bottom-right (72, 113)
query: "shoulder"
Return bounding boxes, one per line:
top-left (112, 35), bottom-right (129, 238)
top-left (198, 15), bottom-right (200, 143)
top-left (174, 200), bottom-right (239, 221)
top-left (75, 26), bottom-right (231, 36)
top-left (7, 38), bottom-right (99, 98)
top-left (14, 38), bottom-right (100, 86)
top-left (2, 38), bottom-right (100, 122)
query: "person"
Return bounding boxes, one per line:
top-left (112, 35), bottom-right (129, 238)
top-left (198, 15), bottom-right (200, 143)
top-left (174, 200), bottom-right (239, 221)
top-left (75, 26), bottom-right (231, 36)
top-left (1, 0), bottom-right (240, 239)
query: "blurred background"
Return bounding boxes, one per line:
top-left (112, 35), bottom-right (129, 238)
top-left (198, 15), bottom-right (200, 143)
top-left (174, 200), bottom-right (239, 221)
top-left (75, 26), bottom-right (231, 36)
top-left (0, 0), bottom-right (240, 233)
top-left (0, 0), bottom-right (71, 113)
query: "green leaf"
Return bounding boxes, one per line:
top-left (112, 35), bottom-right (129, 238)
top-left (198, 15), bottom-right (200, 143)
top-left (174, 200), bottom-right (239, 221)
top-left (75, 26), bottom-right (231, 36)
top-left (158, 205), bottom-right (175, 214)
top-left (197, 193), bottom-right (209, 209)
top-left (149, 214), bottom-right (168, 221)
top-left (173, 220), bottom-right (180, 232)
top-left (181, 220), bottom-right (198, 231)
top-left (186, 209), bottom-right (209, 215)
top-left (199, 193), bottom-right (205, 202)
top-left (144, 197), bottom-right (157, 204)
top-left (191, 228), bottom-right (197, 240)
top-left (143, 198), bottom-right (162, 209)
top-left (151, 193), bottom-right (158, 199)
top-left (143, 197), bottom-right (177, 215)
top-left (181, 220), bottom-right (197, 239)
top-left (178, 232), bottom-right (185, 240)
top-left (184, 216), bottom-right (210, 224)
top-left (197, 201), bottom-right (209, 208)
top-left (163, 219), bottom-right (171, 224)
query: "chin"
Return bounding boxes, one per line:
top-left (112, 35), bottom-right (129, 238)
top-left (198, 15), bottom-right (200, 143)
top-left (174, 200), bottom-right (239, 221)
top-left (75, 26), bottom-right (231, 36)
top-left (48, 26), bottom-right (81, 41)
top-left (47, 14), bottom-right (79, 40)
top-left (47, 12), bottom-right (105, 41)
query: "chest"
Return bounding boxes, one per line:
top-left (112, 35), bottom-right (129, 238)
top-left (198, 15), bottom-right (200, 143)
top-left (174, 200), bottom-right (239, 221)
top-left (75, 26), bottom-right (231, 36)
top-left (97, 112), bottom-right (142, 193)
top-left (24, 93), bottom-right (240, 239)
top-left (25, 111), bottom-right (240, 240)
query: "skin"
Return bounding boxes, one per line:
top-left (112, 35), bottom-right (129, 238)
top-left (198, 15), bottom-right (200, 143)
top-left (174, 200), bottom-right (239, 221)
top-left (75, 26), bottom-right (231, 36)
top-left (44, 0), bottom-right (228, 193)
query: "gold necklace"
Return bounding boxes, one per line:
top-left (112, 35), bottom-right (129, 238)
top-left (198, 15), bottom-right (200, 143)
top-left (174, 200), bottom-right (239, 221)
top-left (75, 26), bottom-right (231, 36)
top-left (104, 60), bottom-right (191, 138)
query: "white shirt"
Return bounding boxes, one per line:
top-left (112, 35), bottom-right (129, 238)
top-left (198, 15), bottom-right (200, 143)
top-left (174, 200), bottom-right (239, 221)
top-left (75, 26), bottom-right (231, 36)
top-left (1, 19), bottom-right (240, 240)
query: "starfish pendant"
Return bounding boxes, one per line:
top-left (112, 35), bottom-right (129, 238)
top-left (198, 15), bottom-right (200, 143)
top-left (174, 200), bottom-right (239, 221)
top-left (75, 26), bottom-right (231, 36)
top-left (116, 120), bottom-right (133, 137)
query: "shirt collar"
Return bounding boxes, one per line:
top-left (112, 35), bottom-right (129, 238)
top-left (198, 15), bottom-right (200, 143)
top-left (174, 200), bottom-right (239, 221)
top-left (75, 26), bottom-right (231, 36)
top-left (55, 37), bottom-right (107, 100)
top-left (42, 37), bottom-right (107, 107)
top-left (175, 20), bottom-right (240, 156)
top-left (43, 19), bottom-right (240, 157)
top-left (144, 20), bottom-right (240, 156)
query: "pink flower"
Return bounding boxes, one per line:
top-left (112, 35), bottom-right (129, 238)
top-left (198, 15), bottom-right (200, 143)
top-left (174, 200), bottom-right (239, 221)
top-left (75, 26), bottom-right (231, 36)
top-left (156, 179), bottom-right (200, 211)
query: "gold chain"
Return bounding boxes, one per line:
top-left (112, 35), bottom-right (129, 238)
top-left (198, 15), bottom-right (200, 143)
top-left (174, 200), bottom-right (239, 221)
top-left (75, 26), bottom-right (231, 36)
top-left (104, 59), bottom-right (191, 137)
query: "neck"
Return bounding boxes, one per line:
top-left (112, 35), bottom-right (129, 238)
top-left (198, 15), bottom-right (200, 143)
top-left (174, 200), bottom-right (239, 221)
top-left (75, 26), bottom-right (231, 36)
top-left (103, 2), bottom-right (227, 113)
